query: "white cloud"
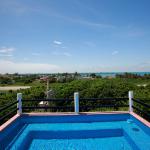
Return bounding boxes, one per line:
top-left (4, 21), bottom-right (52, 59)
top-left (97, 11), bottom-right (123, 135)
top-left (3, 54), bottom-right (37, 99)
top-left (53, 40), bottom-right (62, 45)
top-left (0, 60), bottom-right (149, 73)
top-left (0, 54), bottom-right (13, 57)
top-left (52, 51), bottom-right (71, 57)
top-left (0, 60), bottom-right (60, 74)
top-left (63, 52), bottom-right (71, 57)
top-left (112, 50), bottom-right (119, 55)
top-left (84, 41), bottom-right (96, 47)
top-left (66, 64), bottom-right (150, 73)
top-left (136, 61), bottom-right (150, 69)
top-left (48, 13), bottom-right (114, 29)
top-left (23, 57), bottom-right (29, 61)
top-left (0, 47), bottom-right (15, 58)
top-left (78, 20), bottom-right (114, 28)
top-left (0, 0), bottom-right (38, 15)
top-left (127, 31), bottom-right (145, 37)
top-left (0, 47), bottom-right (15, 53)
top-left (0, 1), bottom-right (114, 30)
top-left (32, 52), bottom-right (40, 56)
top-left (52, 51), bottom-right (60, 56)
top-left (61, 46), bottom-right (67, 49)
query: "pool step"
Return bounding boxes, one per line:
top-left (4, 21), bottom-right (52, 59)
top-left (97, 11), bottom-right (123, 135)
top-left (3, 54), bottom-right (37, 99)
top-left (27, 128), bottom-right (123, 139)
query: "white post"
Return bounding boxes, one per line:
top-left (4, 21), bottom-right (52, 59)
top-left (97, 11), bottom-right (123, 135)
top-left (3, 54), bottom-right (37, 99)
top-left (74, 92), bottom-right (79, 114)
top-left (46, 79), bottom-right (49, 98)
top-left (128, 91), bottom-right (133, 112)
top-left (17, 93), bottom-right (22, 115)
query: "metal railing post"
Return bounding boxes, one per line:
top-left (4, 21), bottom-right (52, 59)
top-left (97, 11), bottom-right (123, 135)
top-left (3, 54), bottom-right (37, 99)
top-left (128, 91), bottom-right (133, 112)
top-left (17, 93), bottom-right (22, 115)
top-left (74, 92), bottom-right (79, 114)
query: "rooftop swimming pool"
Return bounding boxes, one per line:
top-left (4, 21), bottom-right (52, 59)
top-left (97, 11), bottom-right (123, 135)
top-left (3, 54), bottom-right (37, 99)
top-left (0, 113), bottom-right (150, 150)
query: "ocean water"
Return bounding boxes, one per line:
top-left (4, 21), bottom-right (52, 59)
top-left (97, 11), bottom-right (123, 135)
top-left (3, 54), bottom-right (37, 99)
top-left (80, 72), bottom-right (150, 77)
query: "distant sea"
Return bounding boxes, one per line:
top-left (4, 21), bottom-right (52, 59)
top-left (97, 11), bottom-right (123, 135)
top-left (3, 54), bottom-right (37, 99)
top-left (80, 72), bottom-right (150, 78)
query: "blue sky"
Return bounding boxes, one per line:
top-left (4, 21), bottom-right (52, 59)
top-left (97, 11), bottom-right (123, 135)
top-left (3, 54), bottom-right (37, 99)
top-left (0, 0), bottom-right (150, 73)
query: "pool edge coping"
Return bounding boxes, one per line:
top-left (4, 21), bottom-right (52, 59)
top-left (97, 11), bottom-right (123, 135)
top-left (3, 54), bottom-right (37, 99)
top-left (22, 111), bottom-right (129, 116)
top-left (130, 112), bottom-right (150, 127)
top-left (0, 111), bottom-right (150, 132)
top-left (0, 114), bottom-right (20, 132)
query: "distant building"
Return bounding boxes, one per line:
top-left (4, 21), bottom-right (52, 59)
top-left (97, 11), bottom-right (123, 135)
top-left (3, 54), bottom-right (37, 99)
top-left (81, 76), bottom-right (93, 80)
top-left (39, 76), bottom-right (49, 82)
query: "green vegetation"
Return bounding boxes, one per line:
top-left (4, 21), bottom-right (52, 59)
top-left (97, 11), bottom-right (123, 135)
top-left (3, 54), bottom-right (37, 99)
top-left (0, 73), bottom-right (150, 123)
top-left (0, 73), bottom-right (150, 105)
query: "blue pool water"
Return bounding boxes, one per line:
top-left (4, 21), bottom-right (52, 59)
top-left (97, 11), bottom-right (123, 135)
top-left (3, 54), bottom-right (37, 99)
top-left (0, 114), bottom-right (150, 150)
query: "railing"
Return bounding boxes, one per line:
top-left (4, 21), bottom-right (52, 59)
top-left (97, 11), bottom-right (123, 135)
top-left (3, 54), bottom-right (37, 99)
top-left (22, 97), bottom-right (128, 112)
top-left (79, 97), bottom-right (128, 112)
top-left (0, 91), bottom-right (150, 125)
top-left (22, 98), bottom-right (74, 112)
top-left (132, 98), bottom-right (150, 121)
top-left (0, 100), bottom-right (18, 125)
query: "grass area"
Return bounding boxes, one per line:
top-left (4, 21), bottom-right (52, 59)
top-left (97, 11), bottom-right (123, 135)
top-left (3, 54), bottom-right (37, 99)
top-left (0, 86), bottom-right (31, 91)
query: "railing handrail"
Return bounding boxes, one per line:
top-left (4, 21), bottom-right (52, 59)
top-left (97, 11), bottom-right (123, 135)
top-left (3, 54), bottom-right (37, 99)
top-left (22, 98), bottom-right (74, 102)
top-left (1, 98), bottom-right (149, 112)
top-left (22, 106), bottom-right (74, 109)
top-left (0, 97), bottom-right (131, 112)
top-left (22, 104), bottom-right (129, 109)
top-left (80, 97), bottom-right (128, 101)
top-left (132, 98), bottom-right (150, 108)
top-left (0, 100), bottom-right (18, 112)
top-left (22, 97), bottom-right (128, 102)
top-left (132, 106), bottom-right (150, 117)
top-left (0, 108), bottom-right (18, 122)
top-left (79, 104), bottom-right (129, 108)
